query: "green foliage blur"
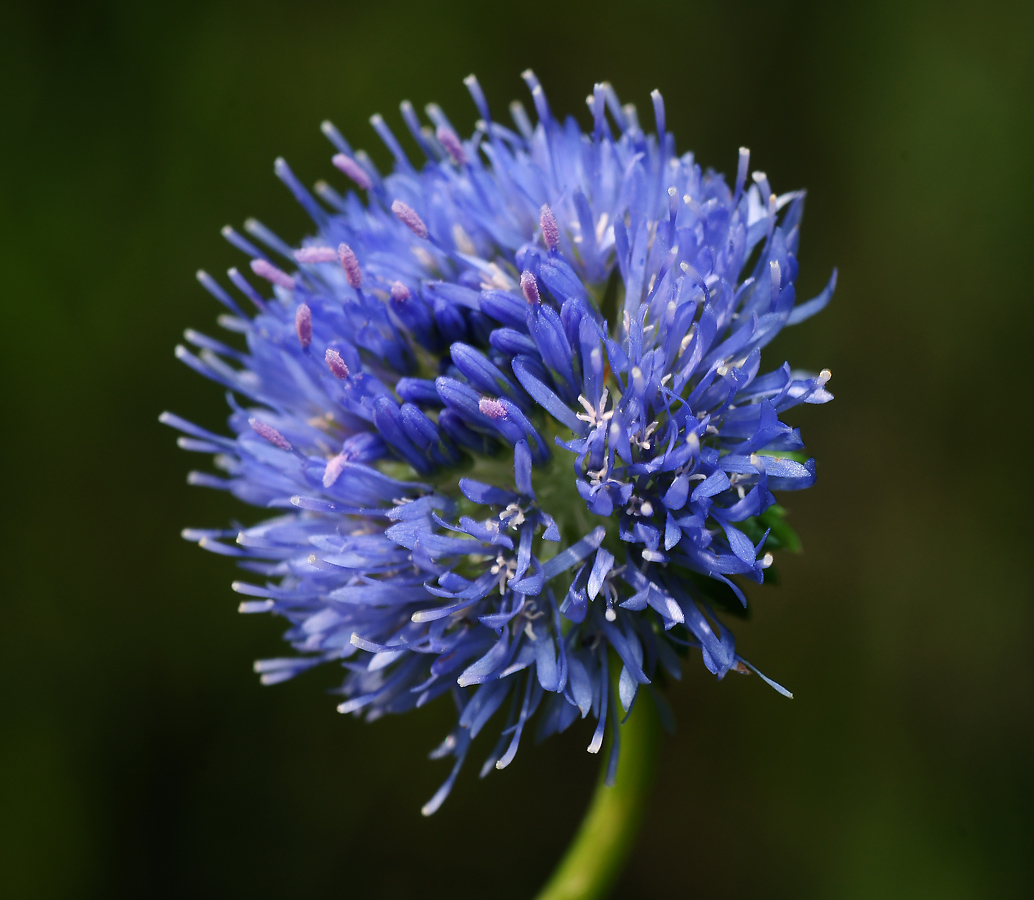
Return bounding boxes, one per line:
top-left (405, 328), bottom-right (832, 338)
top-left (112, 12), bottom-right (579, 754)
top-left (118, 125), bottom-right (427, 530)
top-left (2, 1), bottom-right (1031, 896)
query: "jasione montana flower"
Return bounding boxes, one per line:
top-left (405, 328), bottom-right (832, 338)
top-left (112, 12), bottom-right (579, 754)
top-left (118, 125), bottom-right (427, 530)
top-left (165, 73), bottom-right (835, 814)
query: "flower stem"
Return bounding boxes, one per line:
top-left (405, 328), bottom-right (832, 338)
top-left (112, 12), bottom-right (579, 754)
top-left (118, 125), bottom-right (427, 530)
top-left (533, 692), bottom-right (660, 900)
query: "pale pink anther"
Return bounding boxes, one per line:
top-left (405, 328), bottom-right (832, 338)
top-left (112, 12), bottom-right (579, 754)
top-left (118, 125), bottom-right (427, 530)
top-left (294, 246), bottom-right (338, 264)
top-left (479, 397), bottom-right (507, 420)
top-left (323, 452), bottom-right (348, 487)
top-left (248, 418), bottom-right (293, 450)
top-left (325, 348), bottom-right (350, 379)
top-left (295, 303), bottom-right (312, 348)
top-left (390, 281), bottom-right (411, 303)
top-left (250, 258), bottom-right (296, 290)
top-left (520, 270), bottom-right (540, 305)
top-left (436, 126), bottom-right (468, 165)
top-left (338, 243), bottom-right (362, 288)
top-left (331, 153), bottom-right (372, 191)
top-left (540, 204), bottom-right (559, 251)
top-left (391, 200), bottom-right (428, 239)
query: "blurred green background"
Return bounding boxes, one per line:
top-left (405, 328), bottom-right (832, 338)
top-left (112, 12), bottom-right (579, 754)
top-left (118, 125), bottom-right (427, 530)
top-left (2, 0), bottom-right (1032, 897)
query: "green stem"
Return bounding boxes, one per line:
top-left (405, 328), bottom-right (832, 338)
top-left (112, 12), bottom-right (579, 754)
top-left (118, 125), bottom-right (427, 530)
top-left (534, 692), bottom-right (661, 900)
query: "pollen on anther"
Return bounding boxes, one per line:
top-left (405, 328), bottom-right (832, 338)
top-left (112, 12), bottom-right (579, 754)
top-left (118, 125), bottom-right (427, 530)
top-left (295, 303), bottom-right (312, 348)
top-left (325, 348), bottom-right (350, 379)
top-left (338, 243), bottom-right (363, 288)
top-left (520, 270), bottom-right (540, 305)
top-left (479, 397), bottom-right (507, 420)
top-left (436, 126), bottom-right (468, 165)
top-left (249, 258), bottom-right (296, 290)
top-left (294, 246), bottom-right (337, 264)
top-left (540, 204), bottom-right (559, 251)
top-left (331, 153), bottom-right (372, 191)
top-left (390, 281), bottom-right (411, 303)
top-left (391, 200), bottom-right (429, 239)
top-left (248, 418), bottom-right (293, 451)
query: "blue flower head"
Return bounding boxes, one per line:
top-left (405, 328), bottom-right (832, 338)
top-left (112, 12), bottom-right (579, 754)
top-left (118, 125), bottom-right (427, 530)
top-left (166, 73), bottom-right (834, 814)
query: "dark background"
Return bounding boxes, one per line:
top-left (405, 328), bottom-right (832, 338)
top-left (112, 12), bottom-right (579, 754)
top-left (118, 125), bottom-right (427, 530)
top-left (2, 0), bottom-right (1032, 897)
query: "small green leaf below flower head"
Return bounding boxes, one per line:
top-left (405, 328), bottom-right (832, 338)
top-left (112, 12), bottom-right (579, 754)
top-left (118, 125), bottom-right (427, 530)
top-left (758, 503), bottom-right (803, 554)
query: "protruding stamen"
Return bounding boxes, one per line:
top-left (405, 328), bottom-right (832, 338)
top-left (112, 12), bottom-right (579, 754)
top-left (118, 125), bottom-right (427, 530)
top-left (436, 126), bottom-right (467, 165)
top-left (248, 418), bottom-right (292, 450)
top-left (604, 607), bottom-right (618, 623)
top-left (734, 147), bottom-right (750, 200)
top-left (818, 368), bottom-right (832, 384)
top-left (509, 100), bottom-right (534, 141)
top-left (294, 246), bottom-right (337, 264)
top-left (391, 200), bottom-right (428, 239)
top-left (249, 258), bottom-right (296, 290)
top-left (540, 204), bottom-right (559, 251)
top-left (591, 83), bottom-right (606, 141)
top-left (295, 303), bottom-right (312, 348)
top-left (650, 89), bottom-right (665, 137)
top-left (320, 120), bottom-right (352, 156)
top-left (370, 113), bottom-right (412, 169)
top-left (520, 270), bottom-right (540, 305)
top-left (338, 243), bottom-right (363, 288)
top-left (479, 397), bottom-right (507, 419)
top-left (331, 153), bottom-right (372, 191)
top-left (325, 349), bottom-right (350, 379)
top-left (221, 224), bottom-right (262, 258)
top-left (521, 70), bottom-right (551, 126)
top-left (390, 281), bottom-right (411, 303)
top-left (463, 74), bottom-right (492, 123)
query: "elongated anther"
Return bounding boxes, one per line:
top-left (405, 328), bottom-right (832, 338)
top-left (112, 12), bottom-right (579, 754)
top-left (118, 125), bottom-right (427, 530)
top-left (295, 303), bottom-right (312, 348)
top-left (338, 243), bottom-right (363, 288)
top-left (331, 153), bottom-right (372, 190)
top-left (436, 126), bottom-right (467, 165)
top-left (540, 205), bottom-right (559, 252)
top-left (294, 246), bottom-right (337, 264)
top-left (248, 418), bottom-right (292, 450)
top-left (391, 200), bottom-right (428, 239)
top-left (520, 270), bottom-right (540, 305)
top-left (325, 348), bottom-right (350, 379)
top-left (250, 258), bottom-right (296, 290)
top-left (323, 452), bottom-right (348, 487)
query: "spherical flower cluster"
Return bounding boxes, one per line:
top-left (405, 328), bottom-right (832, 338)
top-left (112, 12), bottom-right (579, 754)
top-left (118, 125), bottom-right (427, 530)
top-left (165, 73), bottom-right (835, 814)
